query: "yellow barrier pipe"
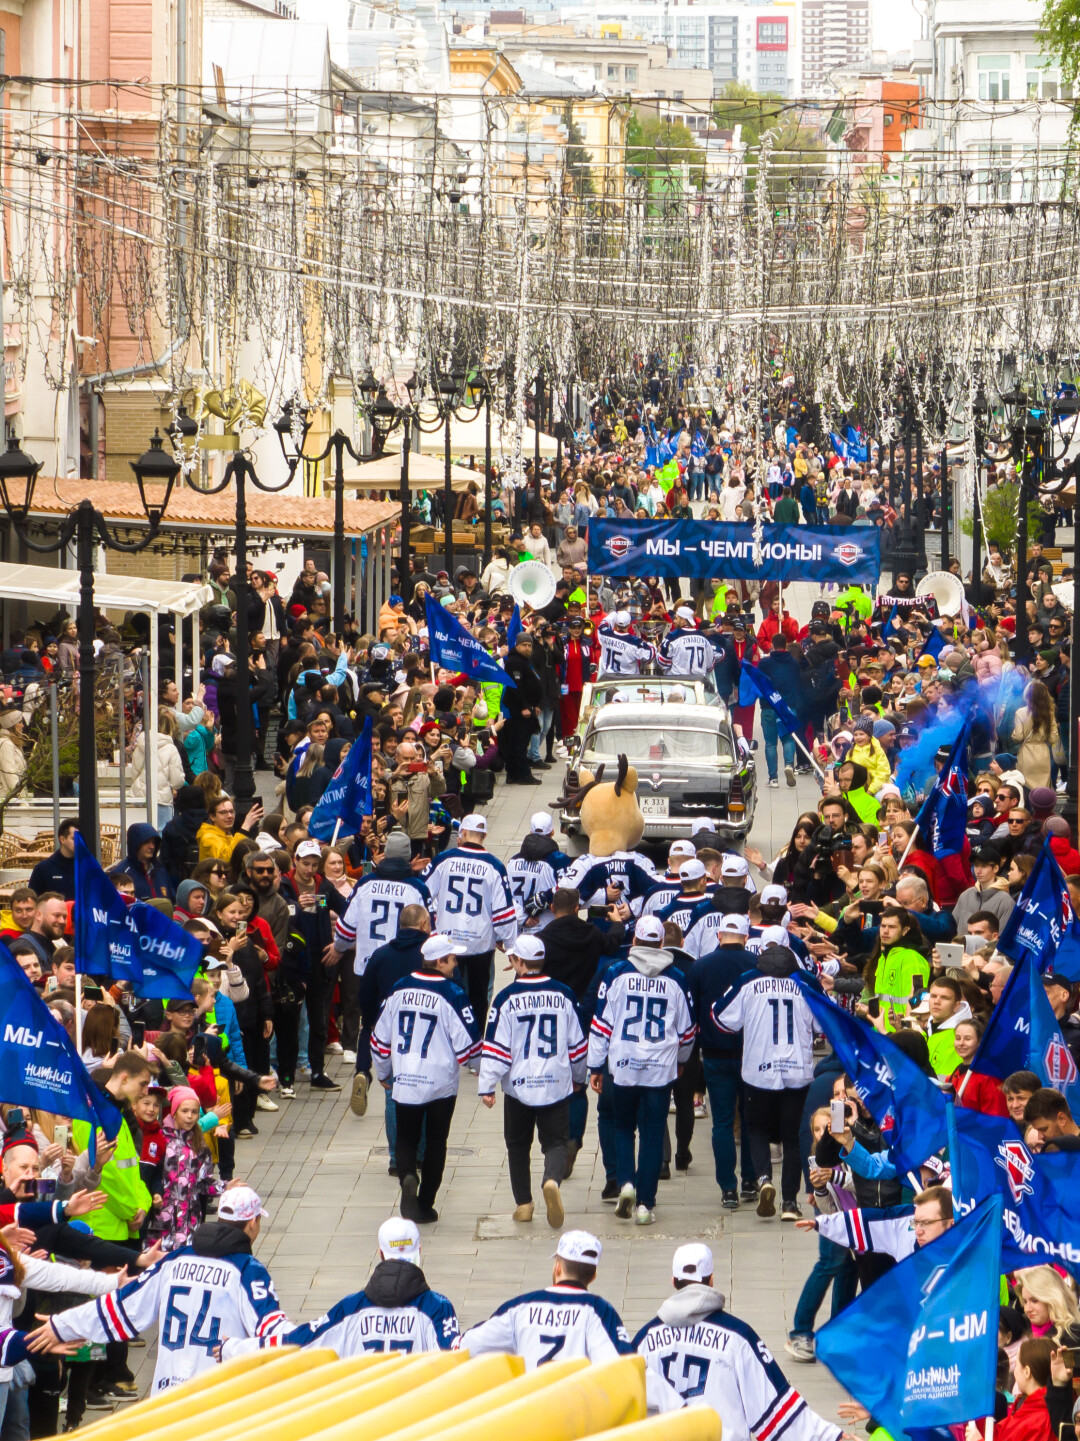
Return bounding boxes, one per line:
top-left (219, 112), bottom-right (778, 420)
top-left (587, 1408), bottom-right (722, 1441)
top-left (102, 1354), bottom-right (401, 1441)
top-left (205, 1349), bottom-right (471, 1441)
top-left (323, 1355), bottom-right (646, 1441)
top-left (384, 1358), bottom-right (590, 1441)
top-left (64, 1349), bottom-right (330, 1440)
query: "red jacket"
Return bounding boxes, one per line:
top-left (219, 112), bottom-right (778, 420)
top-left (995, 1389), bottom-right (1053, 1441)
top-left (140, 1119), bottom-right (167, 1167)
top-left (952, 1067), bottom-right (1010, 1117)
top-left (756, 612), bottom-right (799, 654)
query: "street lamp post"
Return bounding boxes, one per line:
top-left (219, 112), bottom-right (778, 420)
top-left (0, 431), bottom-right (179, 855)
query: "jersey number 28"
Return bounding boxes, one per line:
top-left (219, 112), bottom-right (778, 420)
top-left (621, 995), bottom-right (667, 1042)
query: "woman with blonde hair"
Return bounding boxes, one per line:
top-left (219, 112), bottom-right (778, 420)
top-left (1015, 1265), bottom-right (1080, 1342)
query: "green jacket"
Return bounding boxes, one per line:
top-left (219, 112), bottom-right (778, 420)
top-left (872, 944), bottom-right (929, 1031)
top-left (844, 785), bottom-right (880, 824)
top-left (927, 1010), bottom-right (969, 1077)
top-left (73, 1115), bottom-right (152, 1240)
top-left (773, 497), bottom-right (801, 524)
top-left (836, 585), bottom-right (873, 619)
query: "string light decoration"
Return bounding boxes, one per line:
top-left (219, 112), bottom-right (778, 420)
top-left (2, 77), bottom-right (1080, 461)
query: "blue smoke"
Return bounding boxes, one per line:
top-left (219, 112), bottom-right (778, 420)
top-left (893, 679), bottom-right (996, 798)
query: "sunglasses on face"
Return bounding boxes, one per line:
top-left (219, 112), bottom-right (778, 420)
top-left (1008, 816), bottom-right (1026, 825)
top-left (211, 868), bottom-right (227, 876)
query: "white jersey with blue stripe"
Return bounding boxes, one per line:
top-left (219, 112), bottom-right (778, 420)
top-left (459, 1285), bottom-right (630, 1368)
top-left (222, 1270), bottom-right (458, 1358)
top-left (506, 856), bottom-right (559, 928)
top-left (596, 627), bottom-right (656, 676)
top-left (335, 873), bottom-right (432, 973)
top-left (657, 891), bottom-right (711, 939)
top-left (423, 844), bottom-right (517, 953)
top-left (634, 1300), bottom-right (840, 1441)
top-left (562, 851), bottom-right (659, 910)
top-left (50, 1246), bottom-right (290, 1394)
top-left (371, 971), bottom-right (481, 1103)
top-left (479, 974), bottom-right (588, 1106)
top-left (712, 969), bottom-right (816, 1090)
top-left (658, 628), bottom-right (719, 677)
top-left (587, 956), bottom-right (696, 1086)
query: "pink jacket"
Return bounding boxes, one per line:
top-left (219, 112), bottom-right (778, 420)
top-left (974, 650), bottom-right (1002, 682)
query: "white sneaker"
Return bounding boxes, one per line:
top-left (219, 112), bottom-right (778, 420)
top-left (279, 1085), bottom-right (295, 1098)
top-left (693, 1101), bottom-right (707, 1119)
top-left (768, 778), bottom-right (780, 788)
top-left (615, 1182), bottom-right (636, 1219)
top-left (342, 1050), bottom-right (357, 1065)
top-left (326, 1042), bottom-right (344, 1054)
top-left (634, 1204), bottom-right (655, 1226)
top-left (255, 1095), bottom-right (279, 1112)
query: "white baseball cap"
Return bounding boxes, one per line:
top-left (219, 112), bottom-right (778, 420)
top-left (530, 811), bottom-right (555, 836)
top-left (460, 814), bottom-right (488, 834)
top-left (218, 1186), bottom-right (269, 1223)
top-left (669, 839), bottom-right (697, 860)
top-left (612, 692), bottom-right (630, 703)
top-left (760, 884), bottom-right (789, 906)
top-left (554, 1230), bottom-right (602, 1265)
top-left (509, 934), bottom-right (546, 963)
top-left (203, 955), bottom-right (230, 972)
top-left (679, 859), bottom-right (707, 881)
top-left (692, 819), bottom-right (717, 836)
top-left (672, 1243), bottom-right (714, 1282)
top-left (295, 838), bottom-right (322, 860)
top-left (758, 924), bottom-right (790, 947)
top-left (422, 933), bottom-right (468, 960)
top-left (675, 606), bottom-right (696, 624)
top-left (720, 853), bottom-right (749, 878)
top-left (634, 915), bottom-right (666, 944)
top-left (613, 610), bottom-right (632, 627)
top-left (719, 913), bottom-right (750, 937)
top-left (378, 1217), bottom-right (421, 1265)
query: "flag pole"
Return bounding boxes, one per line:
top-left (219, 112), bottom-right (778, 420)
top-left (331, 818), bottom-right (342, 846)
top-left (896, 823), bottom-right (922, 871)
top-left (790, 732), bottom-right (825, 782)
top-left (75, 972), bottom-right (84, 1055)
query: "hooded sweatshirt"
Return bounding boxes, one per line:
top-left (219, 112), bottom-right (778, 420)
top-left (587, 944), bottom-right (695, 1086)
top-left (926, 999), bottom-right (973, 1077)
top-left (174, 879), bottom-right (210, 924)
top-left (109, 822), bottom-right (175, 900)
top-left (517, 832), bottom-right (571, 873)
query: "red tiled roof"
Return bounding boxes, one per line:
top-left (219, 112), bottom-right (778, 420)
top-left (11, 479), bottom-right (399, 539)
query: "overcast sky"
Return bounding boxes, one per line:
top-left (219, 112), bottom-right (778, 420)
top-left (871, 0), bottom-right (925, 55)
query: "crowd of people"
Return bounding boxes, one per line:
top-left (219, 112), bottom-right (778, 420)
top-left (1, 386), bottom-right (1079, 1441)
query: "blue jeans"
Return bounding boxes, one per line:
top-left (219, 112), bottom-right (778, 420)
top-left (701, 1053), bottom-right (756, 1191)
top-left (612, 1082), bottom-right (671, 1208)
top-left (791, 1233), bottom-right (859, 1339)
top-left (0, 1370), bottom-right (32, 1441)
top-left (760, 708), bottom-right (796, 783)
top-left (528, 706), bottom-right (555, 762)
top-left (385, 1089), bottom-right (425, 1167)
top-left (689, 470), bottom-right (706, 501)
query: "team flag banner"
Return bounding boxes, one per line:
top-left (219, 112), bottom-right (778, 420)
top-left (952, 1105), bottom-right (1080, 1280)
top-left (73, 834), bottom-right (202, 1000)
top-left (997, 838), bottom-right (1080, 982)
top-left (794, 976), bottom-right (947, 1175)
top-left (738, 660), bottom-right (800, 736)
top-left (816, 1195), bottom-right (1002, 1440)
top-left (425, 593), bottom-right (516, 688)
top-left (506, 604), bottom-right (523, 649)
top-left (587, 518), bottom-right (881, 585)
top-left (0, 941), bottom-right (122, 1145)
top-left (914, 715), bottom-right (971, 859)
top-left (969, 951), bottom-right (1078, 1100)
top-left (309, 718), bottom-right (373, 842)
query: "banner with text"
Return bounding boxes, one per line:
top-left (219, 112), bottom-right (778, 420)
top-left (587, 519), bottom-right (881, 585)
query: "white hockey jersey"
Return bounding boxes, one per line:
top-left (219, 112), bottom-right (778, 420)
top-left (562, 851), bottom-right (659, 911)
top-left (712, 968), bottom-right (816, 1090)
top-left (371, 971), bottom-right (481, 1103)
top-left (588, 954), bottom-right (696, 1087)
top-left (658, 628), bottom-right (718, 678)
top-left (334, 873), bottom-right (432, 973)
top-left (596, 626), bottom-right (656, 676)
top-left (634, 1289), bottom-right (840, 1441)
top-left (479, 975), bottom-right (588, 1106)
top-left (815, 1207), bottom-right (918, 1261)
top-left (639, 876), bottom-right (684, 918)
top-left (50, 1242), bottom-right (291, 1394)
top-left (423, 844), bottom-right (517, 953)
top-left (221, 1265), bottom-right (458, 1358)
top-left (682, 904), bottom-right (732, 960)
top-left (506, 856), bottom-right (559, 929)
top-left (459, 1284), bottom-right (630, 1368)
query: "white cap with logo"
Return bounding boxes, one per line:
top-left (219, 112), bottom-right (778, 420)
top-left (530, 812), bottom-right (555, 836)
top-left (460, 814), bottom-right (488, 834)
top-left (720, 853), bottom-right (749, 878)
top-left (217, 1186), bottom-right (269, 1223)
top-left (760, 884), bottom-right (789, 906)
top-left (672, 1243), bottom-right (714, 1282)
top-left (679, 859), bottom-right (706, 881)
top-left (378, 1217), bottom-right (422, 1265)
top-left (422, 933), bottom-right (468, 960)
top-left (294, 838), bottom-right (323, 860)
top-left (634, 915), bottom-right (666, 944)
top-left (554, 1231), bottom-right (603, 1265)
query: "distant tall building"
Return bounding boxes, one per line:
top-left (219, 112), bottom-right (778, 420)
top-left (800, 0), bottom-right (869, 94)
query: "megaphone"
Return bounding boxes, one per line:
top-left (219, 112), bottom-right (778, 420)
top-left (915, 570), bottom-right (965, 618)
top-left (509, 561), bottom-right (557, 610)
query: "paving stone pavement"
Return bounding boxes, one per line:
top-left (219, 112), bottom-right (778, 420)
top-left (125, 578), bottom-right (851, 1423)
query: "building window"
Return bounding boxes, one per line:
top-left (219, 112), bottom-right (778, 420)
top-left (757, 20), bottom-right (787, 46)
top-left (607, 64), bottom-right (618, 78)
top-left (977, 54), bottom-right (1011, 101)
top-left (624, 65), bottom-right (637, 81)
top-left (976, 141), bottom-right (1013, 200)
top-left (1025, 53), bottom-right (1060, 99)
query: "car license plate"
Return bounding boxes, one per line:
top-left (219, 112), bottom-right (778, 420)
top-left (640, 797), bottom-right (669, 818)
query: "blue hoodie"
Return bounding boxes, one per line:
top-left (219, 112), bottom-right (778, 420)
top-left (109, 823), bottom-right (175, 901)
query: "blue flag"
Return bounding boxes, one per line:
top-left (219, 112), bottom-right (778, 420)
top-left (738, 660), bottom-right (800, 737)
top-left (425, 593), bottom-right (515, 688)
top-left (914, 715), bottom-right (971, 857)
top-left (816, 1195), bottom-right (1002, 1439)
top-left (845, 425), bottom-right (870, 464)
top-left (309, 718), bottom-right (373, 842)
top-left (506, 604), bottom-right (523, 650)
top-left (794, 975), bottom-right (947, 1175)
top-left (951, 1106), bottom-right (1080, 1279)
top-left (919, 627), bottom-right (946, 661)
top-left (691, 430), bottom-right (708, 459)
top-left (997, 838), bottom-right (1080, 982)
top-left (830, 431), bottom-right (850, 461)
top-left (970, 950), bottom-right (1078, 1100)
top-left (74, 834), bottom-right (201, 1000)
top-left (0, 941), bottom-right (122, 1145)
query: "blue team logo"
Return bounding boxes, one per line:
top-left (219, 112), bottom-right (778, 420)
top-left (831, 542), bottom-right (863, 567)
top-left (1044, 1036), bottom-right (1078, 1089)
top-left (995, 1140), bottom-right (1036, 1203)
top-left (604, 535), bottom-right (633, 560)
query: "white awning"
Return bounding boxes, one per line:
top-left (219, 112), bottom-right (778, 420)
top-left (0, 562), bottom-right (213, 617)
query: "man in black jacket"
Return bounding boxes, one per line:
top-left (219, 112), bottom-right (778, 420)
top-left (27, 819), bottom-right (80, 900)
top-left (540, 887), bottom-right (627, 999)
top-left (527, 625), bottom-right (560, 769)
top-left (500, 635), bottom-right (544, 785)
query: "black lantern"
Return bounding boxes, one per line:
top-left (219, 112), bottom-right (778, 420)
top-left (129, 430), bottom-right (181, 523)
top-left (0, 432), bottom-right (44, 523)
